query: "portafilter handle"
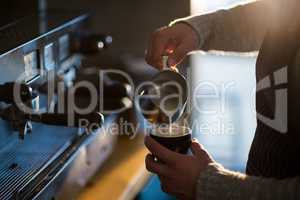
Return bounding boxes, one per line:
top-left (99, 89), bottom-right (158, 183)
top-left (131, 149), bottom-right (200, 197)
top-left (29, 112), bottom-right (104, 129)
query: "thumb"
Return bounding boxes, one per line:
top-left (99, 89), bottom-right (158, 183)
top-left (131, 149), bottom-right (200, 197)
top-left (191, 138), bottom-right (215, 162)
top-left (191, 138), bottom-right (205, 157)
top-left (168, 43), bottom-right (189, 67)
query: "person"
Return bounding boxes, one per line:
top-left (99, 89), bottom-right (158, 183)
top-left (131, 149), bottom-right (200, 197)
top-left (144, 0), bottom-right (300, 199)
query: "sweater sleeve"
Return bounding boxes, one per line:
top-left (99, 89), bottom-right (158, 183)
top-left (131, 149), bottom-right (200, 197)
top-left (171, 0), bottom-right (275, 52)
top-left (196, 163), bottom-right (300, 200)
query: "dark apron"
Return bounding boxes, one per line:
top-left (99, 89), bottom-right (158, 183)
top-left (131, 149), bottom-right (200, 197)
top-left (246, 3), bottom-right (300, 178)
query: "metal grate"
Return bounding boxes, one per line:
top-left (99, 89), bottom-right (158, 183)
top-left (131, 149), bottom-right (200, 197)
top-left (0, 121), bottom-right (78, 200)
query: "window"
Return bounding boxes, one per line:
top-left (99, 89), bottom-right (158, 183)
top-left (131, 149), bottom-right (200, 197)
top-left (190, 0), bottom-right (257, 171)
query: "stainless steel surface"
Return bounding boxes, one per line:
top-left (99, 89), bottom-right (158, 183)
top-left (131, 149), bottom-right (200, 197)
top-left (0, 122), bottom-right (78, 199)
top-left (138, 56), bottom-right (188, 124)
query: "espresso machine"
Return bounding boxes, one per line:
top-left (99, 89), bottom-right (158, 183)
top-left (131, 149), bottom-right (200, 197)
top-left (0, 2), bottom-right (132, 199)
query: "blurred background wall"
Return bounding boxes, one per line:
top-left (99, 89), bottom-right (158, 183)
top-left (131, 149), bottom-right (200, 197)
top-left (0, 1), bottom-right (39, 27)
top-left (48, 0), bottom-right (190, 66)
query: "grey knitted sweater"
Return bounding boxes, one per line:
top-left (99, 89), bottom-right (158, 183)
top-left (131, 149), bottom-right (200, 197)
top-left (173, 0), bottom-right (300, 199)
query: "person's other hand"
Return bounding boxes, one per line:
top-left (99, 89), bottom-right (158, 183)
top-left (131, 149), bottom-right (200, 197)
top-left (144, 136), bottom-right (215, 200)
top-left (145, 23), bottom-right (199, 70)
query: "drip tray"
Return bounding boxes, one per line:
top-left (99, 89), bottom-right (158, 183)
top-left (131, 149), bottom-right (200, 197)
top-left (0, 122), bottom-right (79, 200)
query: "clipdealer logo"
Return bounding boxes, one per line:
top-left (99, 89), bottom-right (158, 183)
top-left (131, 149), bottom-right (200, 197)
top-left (256, 66), bottom-right (288, 134)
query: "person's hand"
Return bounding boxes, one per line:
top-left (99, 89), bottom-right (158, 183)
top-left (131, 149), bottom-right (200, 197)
top-left (144, 136), bottom-right (215, 200)
top-left (146, 23), bottom-right (199, 70)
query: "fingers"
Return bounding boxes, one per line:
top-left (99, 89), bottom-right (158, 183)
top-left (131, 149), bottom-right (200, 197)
top-left (159, 177), bottom-right (186, 199)
top-left (191, 138), bottom-right (214, 162)
top-left (146, 23), bottom-right (198, 70)
top-left (146, 27), bottom-right (182, 69)
top-left (175, 194), bottom-right (188, 200)
top-left (158, 175), bottom-right (172, 183)
top-left (190, 138), bottom-right (204, 157)
top-left (150, 35), bottom-right (168, 69)
top-left (146, 27), bottom-right (170, 69)
top-left (145, 154), bottom-right (171, 177)
top-left (144, 135), bottom-right (178, 164)
top-left (159, 176), bottom-right (178, 194)
top-left (165, 38), bottom-right (177, 54)
top-left (168, 43), bottom-right (190, 67)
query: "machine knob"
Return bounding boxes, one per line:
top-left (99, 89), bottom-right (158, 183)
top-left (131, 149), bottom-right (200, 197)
top-left (0, 82), bottom-right (33, 104)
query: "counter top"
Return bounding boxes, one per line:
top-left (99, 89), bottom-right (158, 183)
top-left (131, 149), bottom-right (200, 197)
top-left (77, 134), bottom-right (151, 200)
